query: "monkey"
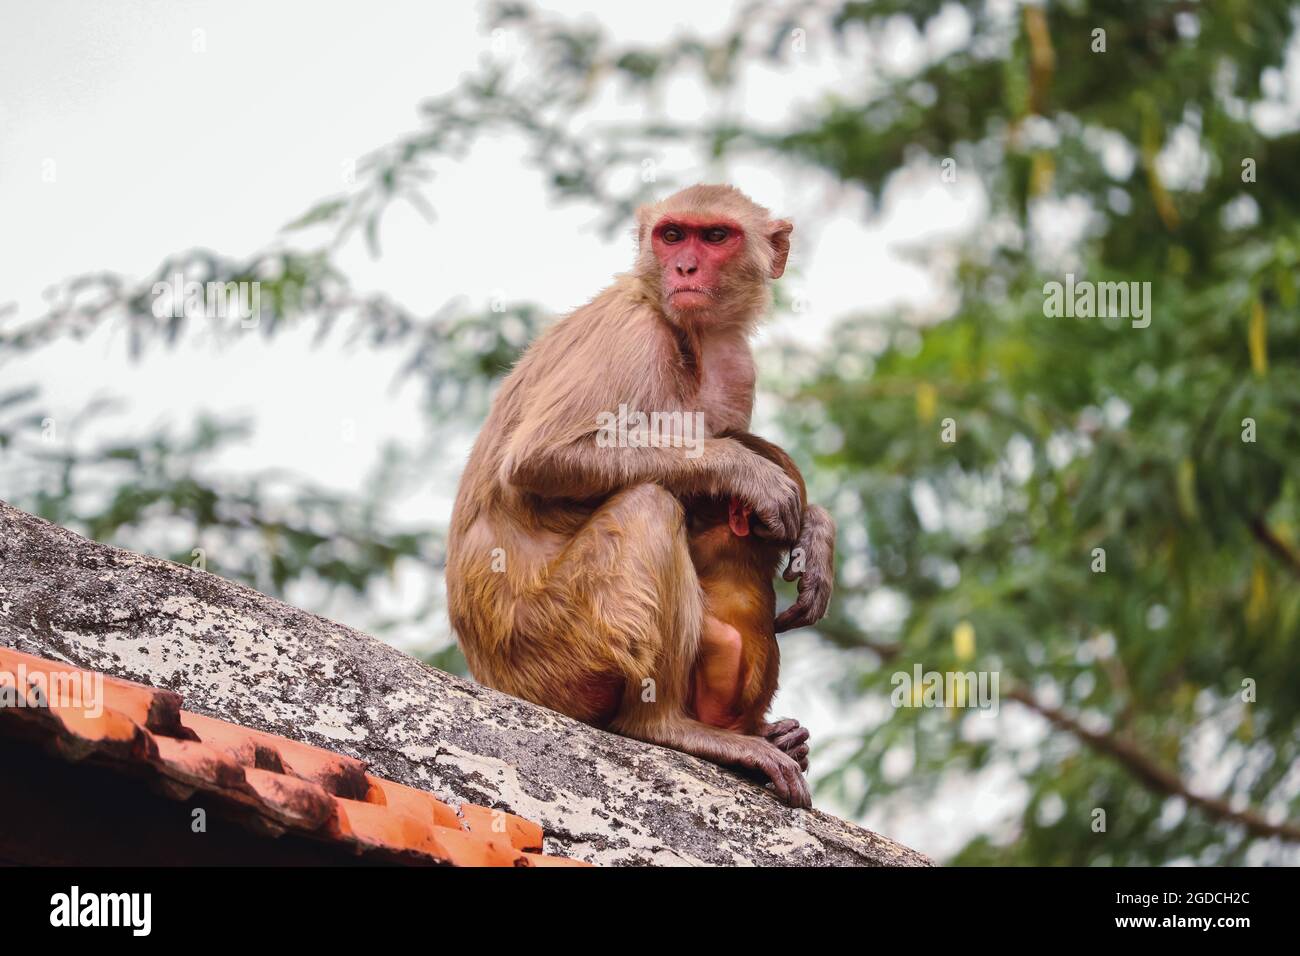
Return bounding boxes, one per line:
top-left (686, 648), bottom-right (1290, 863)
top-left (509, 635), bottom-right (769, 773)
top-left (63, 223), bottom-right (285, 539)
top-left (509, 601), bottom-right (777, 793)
top-left (446, 184), bottom-right (835, 808)
top-left (683, 431), bottom-right (821, 768)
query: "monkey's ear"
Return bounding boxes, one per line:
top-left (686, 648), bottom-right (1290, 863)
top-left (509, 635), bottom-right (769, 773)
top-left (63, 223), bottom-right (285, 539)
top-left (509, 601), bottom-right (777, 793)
top-left (767, 220), bottom-right (794, 279)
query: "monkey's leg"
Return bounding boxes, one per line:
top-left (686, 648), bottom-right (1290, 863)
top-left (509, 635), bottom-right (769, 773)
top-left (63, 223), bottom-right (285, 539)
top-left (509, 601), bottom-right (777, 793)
top-left (691, 615), bottom-right (745, 729)
top-left (509, 482), bottom-right (701, 724)
top-left (507, 483), bottom-right (808, 805)
top-left (512, 483), bottom-right (809, 807)
top-left (687, 621), bottom-right (811, 789)
top-left (569, 486), bottom-right (810, 808)
top-left (630, 715), bottom-right (812, 809)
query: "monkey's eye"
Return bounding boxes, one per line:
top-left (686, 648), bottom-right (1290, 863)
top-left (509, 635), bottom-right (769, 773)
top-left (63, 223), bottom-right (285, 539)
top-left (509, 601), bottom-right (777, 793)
top-left (702, 227), bottom-right (729, 243)
top-left (661, 226), bottom-right (684, 243)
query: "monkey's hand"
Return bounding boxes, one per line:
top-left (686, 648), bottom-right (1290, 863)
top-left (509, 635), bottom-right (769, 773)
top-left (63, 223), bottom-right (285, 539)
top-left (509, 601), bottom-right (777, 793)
top-left (775, 504), bottom-right (835, 632)
top-left (761, 718), bottom-right (811, 772)
top-left (732, 453), bottom-right (802, 542)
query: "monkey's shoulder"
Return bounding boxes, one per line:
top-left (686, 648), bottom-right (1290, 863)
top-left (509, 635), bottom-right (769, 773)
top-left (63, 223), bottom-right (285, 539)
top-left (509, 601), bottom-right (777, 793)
top-left (511, 288), bottom-right (679, 391)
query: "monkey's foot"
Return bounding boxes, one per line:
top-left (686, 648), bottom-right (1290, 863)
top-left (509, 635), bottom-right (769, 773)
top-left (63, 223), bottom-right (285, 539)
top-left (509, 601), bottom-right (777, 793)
top-left (735, 736), bottom-right (811, 809)
top-left (761, 718), bottom-right (810, 773)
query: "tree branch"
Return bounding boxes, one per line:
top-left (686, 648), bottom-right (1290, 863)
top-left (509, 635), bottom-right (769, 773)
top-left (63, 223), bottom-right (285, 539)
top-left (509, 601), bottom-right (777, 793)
top-left (1248, 515), bottom-right (1300, 580)
top-left (1006, 686), bottom-right (1300, 843)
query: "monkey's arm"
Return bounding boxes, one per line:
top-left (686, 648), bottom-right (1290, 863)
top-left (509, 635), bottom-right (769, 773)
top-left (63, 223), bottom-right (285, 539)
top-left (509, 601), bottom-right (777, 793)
top-left (504, 434), bottom-right (803, 542)
top-left (723, 431), bottom-right (835, 631)
top-left (775, 503), bottom-right (836, 632)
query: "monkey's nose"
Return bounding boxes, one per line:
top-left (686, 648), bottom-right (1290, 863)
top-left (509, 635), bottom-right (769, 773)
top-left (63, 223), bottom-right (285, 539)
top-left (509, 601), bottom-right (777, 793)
top-left (675, 258), bottom-right (698, 276)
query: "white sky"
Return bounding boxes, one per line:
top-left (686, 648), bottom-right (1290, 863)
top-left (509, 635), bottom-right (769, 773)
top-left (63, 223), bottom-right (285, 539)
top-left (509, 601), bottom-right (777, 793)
top-left (0, 0), bottom-right (1082, 859)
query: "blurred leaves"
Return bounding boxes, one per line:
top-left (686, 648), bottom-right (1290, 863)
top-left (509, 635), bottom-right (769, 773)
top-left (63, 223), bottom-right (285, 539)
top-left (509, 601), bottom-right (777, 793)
top-left (3, 0), bottom-right (1300, 864)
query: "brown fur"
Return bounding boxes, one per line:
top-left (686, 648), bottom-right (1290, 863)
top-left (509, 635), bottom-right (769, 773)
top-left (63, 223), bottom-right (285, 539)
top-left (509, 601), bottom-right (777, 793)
top-left (446, 184), bottom-right (823, 807)
top-left (684, 432), bottom-right (806, 735)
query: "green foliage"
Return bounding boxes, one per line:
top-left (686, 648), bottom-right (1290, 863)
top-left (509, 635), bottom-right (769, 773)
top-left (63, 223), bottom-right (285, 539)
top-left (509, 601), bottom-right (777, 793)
top-left (3, 0), bottom-right (1298, 863)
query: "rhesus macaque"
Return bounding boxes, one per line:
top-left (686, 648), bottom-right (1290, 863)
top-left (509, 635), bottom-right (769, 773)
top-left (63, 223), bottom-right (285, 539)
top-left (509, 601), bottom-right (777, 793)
top-left (447, 184), bottom-right (835, 808)
top-left (683, 430), bottom-right (820, 749)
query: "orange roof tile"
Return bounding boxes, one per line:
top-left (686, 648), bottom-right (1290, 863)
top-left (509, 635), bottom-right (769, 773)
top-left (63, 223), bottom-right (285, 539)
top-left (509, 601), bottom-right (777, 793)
top-left (0, 645), bottom-right (588, 867)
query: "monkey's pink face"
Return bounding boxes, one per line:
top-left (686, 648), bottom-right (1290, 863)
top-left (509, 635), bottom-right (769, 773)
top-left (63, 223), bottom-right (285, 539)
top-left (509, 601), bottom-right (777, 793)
top-left (651, 216), bottom-right (746, 312)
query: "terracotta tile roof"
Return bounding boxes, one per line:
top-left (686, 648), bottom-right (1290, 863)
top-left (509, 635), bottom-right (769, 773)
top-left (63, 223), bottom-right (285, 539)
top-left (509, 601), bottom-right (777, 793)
top-left (0, 645), bottom-right (587, 867)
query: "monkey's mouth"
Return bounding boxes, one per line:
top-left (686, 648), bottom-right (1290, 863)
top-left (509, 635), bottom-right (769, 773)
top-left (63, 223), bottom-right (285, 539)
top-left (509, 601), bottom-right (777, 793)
top-left (669, 287), bottom-right (715, 301)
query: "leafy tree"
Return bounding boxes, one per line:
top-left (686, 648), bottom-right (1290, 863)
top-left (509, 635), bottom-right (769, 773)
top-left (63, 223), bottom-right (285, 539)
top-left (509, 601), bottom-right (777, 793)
top-left (3, 0), bottom-right (1298, 863)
